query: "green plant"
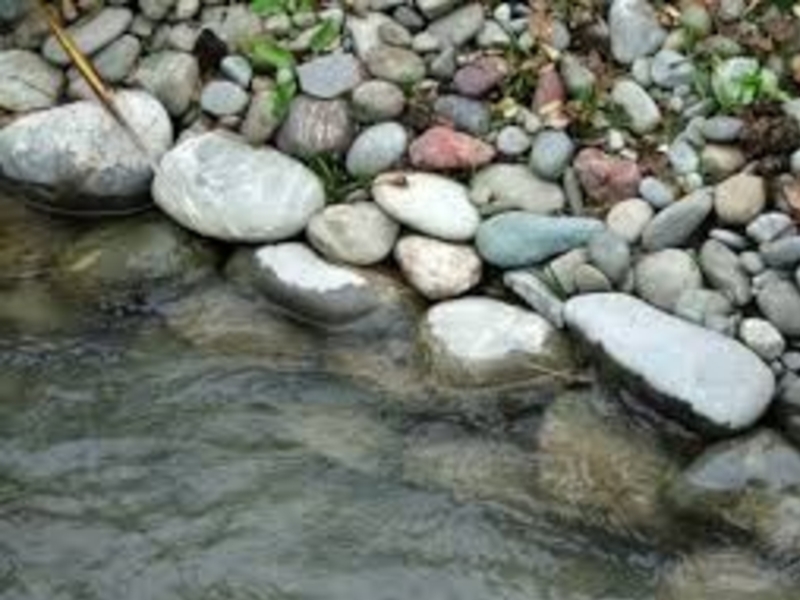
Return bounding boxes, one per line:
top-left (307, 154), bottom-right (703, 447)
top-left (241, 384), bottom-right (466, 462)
top-left (305, 153), bottom-right (370, 203)
top-left (710, 57), bottom-right (788, 111)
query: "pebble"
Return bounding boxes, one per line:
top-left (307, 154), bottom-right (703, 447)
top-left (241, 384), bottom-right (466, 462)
top-left (42, 7), bottom-right (133, 65)
top-left (351, 80), bottom-right (406, 122)
top-left (747, 212), bottom-right (795, 244)
top-left (433, 95), bottom-right (491, 136)
top-left (429, 46), bottom-right (457, 80)
top-left (241, 88), bottom-right (281, 144)
top-left (701, 116), bottom-right (744, 142)
top-left (667, 138), bottom-right (700, 175)
top-left (641, 188), bottom-right (713, 251)
top-left (296, 52), bottom-right (365, 99)
top-left (631, 57), bottom-right (653, 86)
top-left (651, 49), bottom-right (695, 89)
top-left (379, 21), bottom-right (412, 47)
top-left (365, 45), bottom-right (426, 84)
top-left (588, 230), bottom-right (631, 284)
top-left (546, 249), bottom-right (588, 296)
top-left (608, 0), bottom-right (666, 64)
top-left (715, 173), bottom-right (766, 226)
top-left (675, 289), bottom-right (733, 327)
top-left (476, 20), bottom-right (512, 48)
top-left (760, 236), bottom-right (800, 269)
top-left (86, 35), bottom-right (141, 84)
top-left (639, 176), bottom-right (675, 208)
top-left (701, 145), bottom-right (746, 181)
top-left (394, 235), bottom-right (482, 300)
top-left (495, 125), bottom-right (531, 156)
top-left (740, 251), bottom-right (765, 275)
top-left (277, 96), bottom-right (354, 157)
top-left (409, 126), bottom-right (495, 171)
top-left (411, 31), bottom-right (440, 53)
top-left (372, 171), bottom-right (480, 241)
top-left (740, 318), bottom-right (786, 361)
top-left (345, 122), bottom-right (408, 177)
top-left (307, 202), bottom-right (399, 266)
top-left (416, 0), bottom-right (458, 19)
top-left (700, 239), bottom-right (752, 306)
top-left (573, 148), bottom-right (642, 204)
top-left (476, 213), bottom-right (604, 268)
top-left (133, 51), bottom-right (200, 117)
top-left (529, 129), bottom-right (575, 181)
top-left (560, 53), bottom-right (597, 97)
top-left (575, 264), bottom-right (614, 293)
top-left (503, 270), bottom-right (565, 328)
top-left (612, 79), bottom-right (662, 134)
top-left (756, 279), bottom-right (800, 338)
top-left (0, 50), bottom-right (63, 111)
top-left (200, 80), bottom-right (249, 116)
top-left (394, 6), bottom-right (426, 31)
top-left (635, 249), bottom-right (703, 311)
top-left (426, 3), bottom-right (485, 48)
top-left (470, 164), bottom-right (565, 215)
top-left (709, 228), bottom-right (749, 251)
top-left (452, 56), bottom-right (508, 97)
top-left (606, 198), bottom-right (654, 243)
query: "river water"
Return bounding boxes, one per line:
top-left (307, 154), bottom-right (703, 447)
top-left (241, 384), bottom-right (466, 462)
top-left (0, 311), bottom-right (666, 600)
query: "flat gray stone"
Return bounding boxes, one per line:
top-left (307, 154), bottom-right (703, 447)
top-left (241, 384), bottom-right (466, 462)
top-left (153, 132), bottom-right (324, 243)
top-left (277, 96), bottom-right (354, 157)
top-left (200, 80), bottom-right (249, 116)
top-left (611, 79), bottom-right (662, 133)
top-left (756, 279), bottom-right (800, 338)
top-left (635, 249), bottom-right (703, 311)
top-left (760, 236), bottom-right (800, 270)
top-left (365, 45), bottom-right (426, 84)
top-left (297, 52), bottom-right (365, 99)
top-left (609, 0), bottom-right (666, 64)
top-left (345, 122), bottom-right (408, 177)
top-left (42, 7), bottom-right (133, 65)
top-left (700, 239), bottom-right (752, 306)
top-left (641, 188), bottom-right (713, 250)
top-left (470, 164), bottom-right (565, 216)
top-left (133, 51), bottom-right (200, 117)
top-left (426, 3), bottom-right (485, 47)
top-left (564, 293), bottom-right (775, 433)
top-left (503, 270), bottom-right (565, 328)
top-left (306, 201), bottom-right (399, 266)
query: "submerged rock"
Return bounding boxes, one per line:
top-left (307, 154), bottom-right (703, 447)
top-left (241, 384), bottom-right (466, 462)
top-left (0, 91), bottom-right (172, 214)
top-left (666, 429), bottom-right (800, 556)
top-left (153, 132), bottom-right (324, 243)
top-left (53, 214), bottom-right (219, 306)
top-left (564, 294), bottom-right (775, 434)
top-left (536, 393), bottom-right (679, 541)
top-left (419, 297), bottom-right (574, 387)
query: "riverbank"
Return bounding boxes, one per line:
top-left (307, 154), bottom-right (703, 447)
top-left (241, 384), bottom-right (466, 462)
top-left (3, 0), bottom-right (800, 594)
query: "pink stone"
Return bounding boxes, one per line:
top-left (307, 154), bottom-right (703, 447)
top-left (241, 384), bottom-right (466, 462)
top-left (409, 126), bottom-right (496, 171)
top-left (453, 56), bottom-right (509, 98)
top-left (573, 148), bottom-right (642, 205)
top-left (533, 64), bottom-right (565, 112)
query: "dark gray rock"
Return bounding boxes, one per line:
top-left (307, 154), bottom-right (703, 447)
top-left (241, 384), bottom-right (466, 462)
top-left (588, 230), bottom-right (631, 285)
top-left (433, 94), bottom-right (491, 136)
top-left (756, 279), bottom-right (800, 338)
top-left (641, 188), bottom-right (713, 251)
top-left (297, 52), bottom-right (365, 99)
top-left (700, 239), bottom-right (751, 306)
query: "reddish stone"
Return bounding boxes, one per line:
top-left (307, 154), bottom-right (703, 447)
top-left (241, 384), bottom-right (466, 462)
top-left (573, 148), bottom-right (642, 205)
top-left (453, 56), bottom-right (509, 98)
top-left (533, 64), bottom-right (565, 113)
top-left (409, 126), bottom-right (496, 171)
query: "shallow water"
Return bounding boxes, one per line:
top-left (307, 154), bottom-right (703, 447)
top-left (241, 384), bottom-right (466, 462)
top-left (0, 319), bottom-right (665, 600)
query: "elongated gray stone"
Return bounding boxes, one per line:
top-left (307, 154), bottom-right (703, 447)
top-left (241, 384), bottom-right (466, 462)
top-left (564, 293), bottom-right (774, 433)
top-left (641, 188), bottom-right (713, 250)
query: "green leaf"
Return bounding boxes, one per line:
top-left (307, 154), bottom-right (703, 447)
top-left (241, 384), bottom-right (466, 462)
top-left (265, 67), bottom-right (297, 119)
top-left (309, 18), bottom-right (339, 53)
top-left (250, 0), bottom-right (287, 16)
top-left (246, 37), bottom-right (295, 71)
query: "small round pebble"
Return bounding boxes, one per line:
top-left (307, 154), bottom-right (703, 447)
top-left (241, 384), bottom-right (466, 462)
top-left (709, 228), bottom-right (749, 251)
top-left (639, 176), bottom-right (675, 209)
top-left (351, 80), bottom-right (406, 122)
top-left (740, 318), bottom-right (786, 361)
top-left (200, 80), bottom-right (250, 116)
top-left (529, 129), bottom-right (575, 181)
top-left (739, 251), bottom-right (765, 275)
top-left (495, 125), bottom-right (531, 156)
top-left (220, 55), bottom-right (253, 89)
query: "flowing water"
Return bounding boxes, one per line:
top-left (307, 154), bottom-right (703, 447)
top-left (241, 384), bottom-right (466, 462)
top-left (0, 314), bottom-right (665, 600)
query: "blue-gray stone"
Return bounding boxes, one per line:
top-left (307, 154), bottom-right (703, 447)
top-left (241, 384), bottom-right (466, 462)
top-left (476, 212), bottom-right (604, 268)
top-left (640, 176), bottom-right (675, 208)
top-left (529, 129), bottom-right (575, 181)
top-left (761, 236), bottom-right (800, 269)
top-left (701, 116), bottom-right (744, 142)
top-left (433, 95), bottom-right (491, 135)
top-left (642, 188), bottom-right (713, 251)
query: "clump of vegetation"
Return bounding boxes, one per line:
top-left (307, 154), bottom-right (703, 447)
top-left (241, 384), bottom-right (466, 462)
top-left (710, 57), bottom-right (788, 111)
top-left (243, 0), bottom-right (340, 119)
top-left (305, 154), bottom-right (369, 204)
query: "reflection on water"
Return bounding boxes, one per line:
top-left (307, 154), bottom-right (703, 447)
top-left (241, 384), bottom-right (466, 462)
top-left (0, 324), bottom-right (660, 600)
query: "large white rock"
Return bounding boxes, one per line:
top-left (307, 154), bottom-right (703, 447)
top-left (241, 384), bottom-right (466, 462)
top-left (419, 297), bottom-right (574, 386)
top-left (0, 90), bottom-right (172, 213)
top-left (372, 171), bottom-right (480, 241)
top-left (153, 132), bottom-right (325, 242)
top-left (564, 293), bottom-right (775, 433)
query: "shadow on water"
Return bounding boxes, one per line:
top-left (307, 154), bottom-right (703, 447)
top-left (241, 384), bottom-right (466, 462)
top-left (0, 320), bottom-right (663, 600)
